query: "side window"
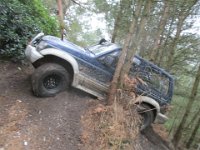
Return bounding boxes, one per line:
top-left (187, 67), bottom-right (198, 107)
top-left (131, 64), bottom-right (169, 96)
top-left (98, 51), bottom-right (120, 68)
top-left (142, 67), bottom-right (169, 96)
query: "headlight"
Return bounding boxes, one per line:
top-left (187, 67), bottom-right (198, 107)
top-left (30, 33), bottom-right (44, 44)
top-left (36, 41), bottom-right (48, 51)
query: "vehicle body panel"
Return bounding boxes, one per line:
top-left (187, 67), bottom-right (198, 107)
top-left (25, 33), bottom-right (175, 124)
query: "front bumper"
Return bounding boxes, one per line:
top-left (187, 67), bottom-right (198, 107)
top-left (155, 112), bottom-right (168, 124)
top-left (25, 45), bottom-right (43, 63)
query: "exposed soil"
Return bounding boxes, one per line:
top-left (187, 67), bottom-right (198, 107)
top-left (0, 60), bottom-right (172, 150)
top-left (0, 60), bottom-right (90, 150)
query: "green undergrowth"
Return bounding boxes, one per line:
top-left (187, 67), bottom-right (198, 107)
top-left (0, 0), bottom-right (59, 59)
top-left (165, 94), bottom-right (200, 147)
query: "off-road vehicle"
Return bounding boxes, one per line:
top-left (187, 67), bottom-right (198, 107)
top-left (25, 33), bottom-right (174, 129)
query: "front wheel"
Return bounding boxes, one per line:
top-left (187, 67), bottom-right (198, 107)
top-left (31, 63), bottom-right (70, 97)
top-left (137, 103), bottom-right (155, 130)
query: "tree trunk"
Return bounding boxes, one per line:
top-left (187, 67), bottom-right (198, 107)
top-left (173, 64), bottom-right (200, 147)
top-left (57, 0), bottom-right (64, 40)
top-left (107, 0), bottom-right (143, 105)
top-left (186, 108), bottom-right (200, 129)
top-left (166, 0), bottom-right (197, 70)
top-left (118, 0), bottom-right (144, 84)
top-left (149, 0), bottom-right (170, 62)
top-left (166, 15), bottom-right (185, 70)
top-left (186, 116), bottom-right (200, 148)
top-left (136, 0), bottom-right (153, 56)
top-left (156, 13), bottom-right (175, 66)
top-left (111, 0), bottom-right (124, 43)
top-left (138, 29), bottom-right (148, 57)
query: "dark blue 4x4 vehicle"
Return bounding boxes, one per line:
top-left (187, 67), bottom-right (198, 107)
top-left (25, 33), bottom-right (174, 130)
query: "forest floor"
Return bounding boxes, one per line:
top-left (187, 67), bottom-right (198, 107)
top-left (0, 60), bottom-right (172, 150)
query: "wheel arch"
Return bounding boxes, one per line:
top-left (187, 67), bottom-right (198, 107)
top-left (33, 48), bottom-right (79, 85)
top-left (135, 96), bottom-right (160, 120)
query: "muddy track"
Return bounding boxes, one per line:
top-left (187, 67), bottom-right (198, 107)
top-left (0, 60), bottom-right (171, 150)
top-left (0, 61), bottom-right (91, 150)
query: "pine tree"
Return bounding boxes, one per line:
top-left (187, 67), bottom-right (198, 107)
top-left (173, 64), bottom-right (200, 147)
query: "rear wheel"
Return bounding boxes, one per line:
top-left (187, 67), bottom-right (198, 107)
top-left (137, 103), bottom-right (155, 130)
top-left (32, 63), bottom-right (70, 97)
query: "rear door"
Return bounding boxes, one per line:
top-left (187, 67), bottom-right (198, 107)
top-left (130, 58), bottom-right (170, 105)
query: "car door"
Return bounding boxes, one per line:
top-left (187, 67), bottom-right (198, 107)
top-left (77, 50), bottom-right (120, 96)
top-left (97, 50), bottom-right (120, 74)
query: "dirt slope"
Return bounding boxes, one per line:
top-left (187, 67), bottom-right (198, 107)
top-left (0, 60), bottom-right (171, 150)
top-left (0, 60), bottom-right (90, 150)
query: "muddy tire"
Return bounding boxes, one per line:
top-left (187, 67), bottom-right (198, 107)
top-left (31, 63), bottom-right (70, 97)
top-left (137, 103), bottom-right (155, 130)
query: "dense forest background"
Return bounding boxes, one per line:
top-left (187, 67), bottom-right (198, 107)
top-left (0, 0), bottom-right (200, 149)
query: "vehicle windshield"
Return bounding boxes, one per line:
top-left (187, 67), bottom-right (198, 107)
top-left (87, 43), bottom-right (121, 55)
